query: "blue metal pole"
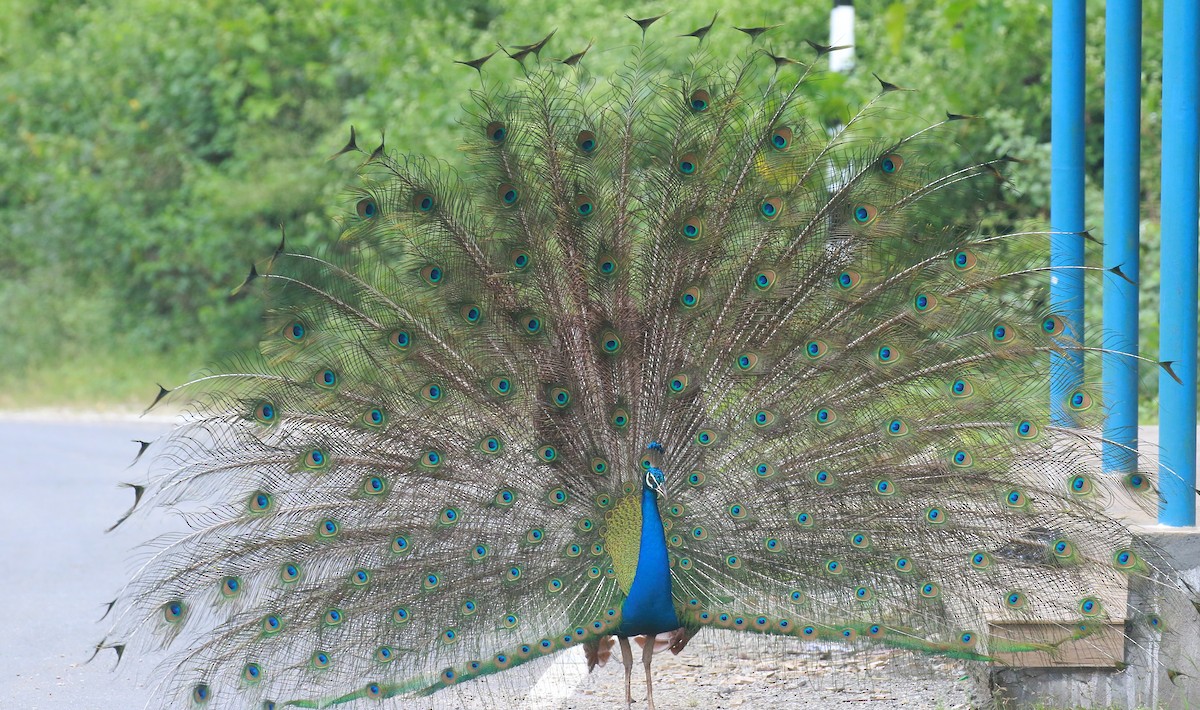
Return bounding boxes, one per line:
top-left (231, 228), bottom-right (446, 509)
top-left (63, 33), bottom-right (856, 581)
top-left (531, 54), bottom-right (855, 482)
top-left (1051, 0), bottom-right (1086, 426)
top-left (1157, 1), bottom-right (1199, 527)
top-left (1102, 1), bottom-right (1141, 475)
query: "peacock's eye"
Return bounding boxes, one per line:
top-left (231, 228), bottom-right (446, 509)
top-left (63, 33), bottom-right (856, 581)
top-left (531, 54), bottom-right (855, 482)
top-left (852, 204), bottom-right (878, 224)
top-left (576, 130), bottom-right (597, 154)
top-left (953, 249), bottom-right (978, 270)
top-left (461, 304), bottom-right (483, 324)
top-left (490, 376), bottom-right (513, 396)
top-left (486, 121), bottom-right (507, 142)
top-left (879, 153), bottom-right (904, 173)
top-left (254, 401), bottom-right (276, 424)
top-left (421, 264), bottom-right (444, 286)
top-left (497, 183), bottom-right (519, 206)
top-left (677, 152), bottom-right (699, 175)
top-left (519, 314), bottom-right (543, 335)
top-left (836, 270), bottom-right (861, 290)
top-left (356, 198), bottom-right (377, 219)
top-left (413, 192), bottom-right (435, 212)
top-left (760, 197), bottom-right (782, 220)
top-left (284, 321), bottom-right (306, 342)
top-left (752, 270), bottom-right (778, 292)
top-left (770, 126), bottom-right (793, 151)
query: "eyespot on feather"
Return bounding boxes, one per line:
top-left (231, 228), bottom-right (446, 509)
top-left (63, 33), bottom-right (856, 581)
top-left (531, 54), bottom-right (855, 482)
top-left (1015, 419), bottom-right (1039, 439)
top-left (509, 249), bottom-right (531, 270)
top-left (991, 323), bottom-right (1016, 344)
top-left (875, 344), bottom-right (900, 365)
top-left (283, 320), bottom-right (307, 342)
top-left (836, 270), bottom-right (861, 290)
top-left (573, 194), bottom-right (595, 217)
top-left (760, 197), bottom-right (782, 220)
top-left (485, 121), bottom-right (507, 142)
top-left (913, 292), bottom-right (939, 313)
top-left (1042, 315), bottom-right (1067, 336)
top-left (362, 407), bottom-right (387, 429)
top-left (548, 387), bottom-right (571, 408)
top-left (518, 313), bottom-right (543, 335)
top-left (253, 401), bottom-right (277, 424)
top-left (770, 126), bottom-right (793, 151)
top-left (599, 330), bottom-right (623, 355)
top-left (412, 192), bottom-right (435, 212)
top-left (879, 153), bottom-right (904, 173)
top-left (460, 304), bottom-right (482, 325)
top-left (314, 368), bottom-right (337, 389)
top-left (952, 249), bottom-right (978, 271)
top-left (497, 183), bottom-right (519, 206)
top-left (479, 435), bottom-right (504, 455)
top-left (735, 352), bottom-right (760, 371)
top-left (489, 376), bottom-right (513, 397)
top-left (1068, 390), bottom-right (1094, 411)
top-left (355, 197), bottom-right (378, 219)
top-left (851, 204), bottom-right (878, 225)
top-left (420, 264), bottom-right (445, 286)
top-left (575, 130), bottom-right (597, 154)
top-left (667, 373), bottom-right (690, 394)
top-left (362, 475), bottom-right (387, 496)
top-left (304, 448), bottom-right (329, 470)
top-left (389, 329), bottom-right (412, 351)
top-left (419, 450), bottom-right (443, 469)
top-left (596, 254), bottom-right (618, 276)
top-left (677, 152), bottom-right (699, 176)
top-left (248, 491), bottom-right (273, 513)
top-left (1068, 474), bottom-right (1093, 495)
top-left (752, 270), bottom-right (777, 291)
top-left (805, 340), bottom-right (828, 360)
top-left (163, 599), bottom-right (187, 623)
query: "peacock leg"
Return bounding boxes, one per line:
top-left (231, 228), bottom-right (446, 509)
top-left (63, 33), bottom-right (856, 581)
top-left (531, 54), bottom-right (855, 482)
top-left (618, 635), bottom-right (634, 709)
top-left (642, 633), bottom-right (657, 710)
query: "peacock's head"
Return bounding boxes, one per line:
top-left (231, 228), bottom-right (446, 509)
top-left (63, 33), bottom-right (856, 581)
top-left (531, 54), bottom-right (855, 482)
top-left (644, 441), bottom-right (666, 497)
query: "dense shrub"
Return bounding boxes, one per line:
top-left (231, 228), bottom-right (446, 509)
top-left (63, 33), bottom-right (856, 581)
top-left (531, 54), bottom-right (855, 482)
top-left (0, 0), bottom-right (1169, 411)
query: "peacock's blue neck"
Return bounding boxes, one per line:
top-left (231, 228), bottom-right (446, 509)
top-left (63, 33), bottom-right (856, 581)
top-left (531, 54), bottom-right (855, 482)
top-left (616, 482), bottom-right (680, 637)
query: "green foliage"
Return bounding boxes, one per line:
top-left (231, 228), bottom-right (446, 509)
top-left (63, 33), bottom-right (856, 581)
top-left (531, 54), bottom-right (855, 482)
top-left (0, 0), bottom-right (1171, 413)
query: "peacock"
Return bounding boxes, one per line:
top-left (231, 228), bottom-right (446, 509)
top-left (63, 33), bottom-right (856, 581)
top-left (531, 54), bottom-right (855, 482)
top-left (100, 16), bottom-right (1198, 710)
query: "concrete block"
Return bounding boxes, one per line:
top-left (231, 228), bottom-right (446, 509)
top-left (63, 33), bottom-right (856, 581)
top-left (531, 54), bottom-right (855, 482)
top-left (993, 527), bottom-right (1200, 709)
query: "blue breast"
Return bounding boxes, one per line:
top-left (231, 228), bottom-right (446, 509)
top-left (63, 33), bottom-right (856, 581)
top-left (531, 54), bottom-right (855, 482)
top-left (616, 486), bottom-right (680, 636)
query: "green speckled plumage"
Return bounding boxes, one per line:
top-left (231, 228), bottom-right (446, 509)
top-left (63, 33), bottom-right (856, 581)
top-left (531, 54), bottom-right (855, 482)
top-left (100, 17), bottom-right (1198, 710)
top-left (603, 494), bottom-right (644, 596)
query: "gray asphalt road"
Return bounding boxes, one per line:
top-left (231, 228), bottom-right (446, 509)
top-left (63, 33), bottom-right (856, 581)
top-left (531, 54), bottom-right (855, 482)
top-left (0, 418), bottom-right (172, 709)
top-left (0, 418), bottom-right (979, 709)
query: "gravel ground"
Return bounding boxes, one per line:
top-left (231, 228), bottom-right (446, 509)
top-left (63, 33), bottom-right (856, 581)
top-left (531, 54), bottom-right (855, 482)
top-left (555, 636), bottom-right (978, 709)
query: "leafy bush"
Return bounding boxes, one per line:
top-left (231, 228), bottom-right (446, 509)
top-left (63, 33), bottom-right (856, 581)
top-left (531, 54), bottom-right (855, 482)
top-left (0, 0), bottom-right (1171, 413)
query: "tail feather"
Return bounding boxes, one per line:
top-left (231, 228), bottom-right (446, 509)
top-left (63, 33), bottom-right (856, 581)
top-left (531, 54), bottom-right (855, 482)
top-left (104, 23), bottom-right (1199, 709)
